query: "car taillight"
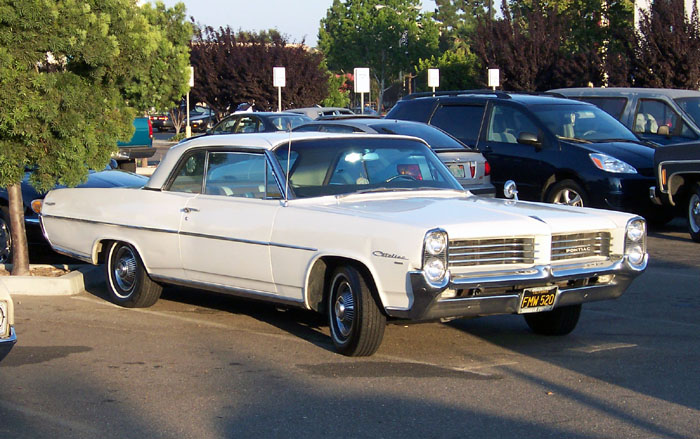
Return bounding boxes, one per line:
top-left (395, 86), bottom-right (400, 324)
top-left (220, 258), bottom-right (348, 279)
top-left (148, 117), bottom-right (153, 139)
top-left (484, 160), bottom-right (491, 176)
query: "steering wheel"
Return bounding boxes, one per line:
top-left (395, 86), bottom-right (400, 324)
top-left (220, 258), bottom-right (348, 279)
top-left (385, 174), bottom-right (418, 183)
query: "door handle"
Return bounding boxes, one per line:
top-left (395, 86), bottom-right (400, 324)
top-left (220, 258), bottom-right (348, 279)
top-left (182, 207), bottom-right (200, 213)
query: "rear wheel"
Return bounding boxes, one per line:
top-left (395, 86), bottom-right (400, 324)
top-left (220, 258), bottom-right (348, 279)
top-left (524, 304), bottom-right (582, 335)
top-left (0, 206), bottom-right (11, 264)
top-left (327, 265), bottom-right (386, 356)
top-left (688, 183), bottom-right (700, 243)
top-left (105, 241), bottom-right (161, 308)
top-left (546, 179), bottom-right (588, 207)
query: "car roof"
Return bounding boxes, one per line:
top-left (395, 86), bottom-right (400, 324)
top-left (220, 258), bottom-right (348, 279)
top-left (299, 118), bottom-right (434, 131)
top-left (145, 132), bottom-right (425, 189)
top-left (400, 91), bottom-right (583, 107)
top-left (550, 87), bottom-right (700, 99)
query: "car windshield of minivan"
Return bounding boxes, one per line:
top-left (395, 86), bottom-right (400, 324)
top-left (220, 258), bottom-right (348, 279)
top-left (274, 138), bottom-right (461, 198)
top-left (674, 97), bottom-right (700, 127)
top-left (533, 104), bottom-right (639, 143)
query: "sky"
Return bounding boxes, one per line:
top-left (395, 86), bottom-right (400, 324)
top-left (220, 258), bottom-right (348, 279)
top-left (156, 0), bottom-right (438, 47)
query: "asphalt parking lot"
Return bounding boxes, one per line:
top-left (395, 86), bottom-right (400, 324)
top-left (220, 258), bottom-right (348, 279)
top-left (0, 219), bottom-right (698, 438)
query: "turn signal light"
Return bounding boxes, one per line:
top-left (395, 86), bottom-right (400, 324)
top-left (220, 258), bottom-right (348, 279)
top-left (484, 161), bottom-right (491, 176)
top-left (31, 199), bottom-right (43, 214)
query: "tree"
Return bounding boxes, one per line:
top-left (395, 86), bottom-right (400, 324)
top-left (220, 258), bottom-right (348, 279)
top-left (414, 48), bottom-right (482, 91)
top-left (433, 0), bottom-right (492, 51)
top-left (190, 27), bottom-right (329, 116)
top-left (321, 72), bottom-right (352, 107)
top-left (318, 0), bottom-right (440, 110)
top-left (633, 0), bottom-right (700, 88)
top-left (0, 0), bottom-right (190, 274)
top-left (472, 2), bottom-right (565, 90)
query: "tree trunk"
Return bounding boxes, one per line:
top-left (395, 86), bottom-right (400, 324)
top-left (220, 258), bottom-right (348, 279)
top-left (8, 184), bottom-right (29, 276)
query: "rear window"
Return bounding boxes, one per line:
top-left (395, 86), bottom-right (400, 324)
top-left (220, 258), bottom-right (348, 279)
top-left (575, 97), bottom-right (628, 120)
top-left (429, 105), bottom-right (485, 147)
top-left (386, 99), bottom-right (436, 122)
top-left (370, 122), bottom-right (468, 150)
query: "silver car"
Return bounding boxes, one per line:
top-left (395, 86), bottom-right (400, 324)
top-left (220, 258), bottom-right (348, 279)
top-left (0, 283), bottom-right (16, 362)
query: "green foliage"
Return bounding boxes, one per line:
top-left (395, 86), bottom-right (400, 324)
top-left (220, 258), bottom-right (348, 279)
top-left (433, 0), bottom-right (492, 51)
top-left (321, 72), bottom-right (351, 107)
top-left (0, 0), bottom-right (191, 192)
top-left (319, 0), bottom-right (440, 107)
top-left (415, 48), bottom-right (482, 91)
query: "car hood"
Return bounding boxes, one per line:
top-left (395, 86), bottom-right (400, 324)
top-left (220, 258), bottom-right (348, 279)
top-left (569, 140), bottom-right (654, 169)
top-left (295, 191), bottom-right (631, 237)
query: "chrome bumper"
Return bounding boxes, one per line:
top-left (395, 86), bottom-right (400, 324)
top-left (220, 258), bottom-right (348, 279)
top-left (0, 327), bottom-right (17, 362)
top-left (387, 256), bottom-right (646, 321)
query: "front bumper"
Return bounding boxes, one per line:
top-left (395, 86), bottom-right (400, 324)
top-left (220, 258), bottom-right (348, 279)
top-left (387, 256), bottom-right (646, 321)
top-left (0, 327), bottom-right (17, 362)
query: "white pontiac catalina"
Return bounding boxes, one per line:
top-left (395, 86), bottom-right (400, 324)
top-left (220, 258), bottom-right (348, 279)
top-left (38, 133), bottom-right (647, 356)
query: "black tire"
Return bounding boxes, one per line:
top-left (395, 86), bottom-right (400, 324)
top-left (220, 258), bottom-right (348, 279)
top-left (105, 241), bottom-right (162, 308)
top-left (524, 304), bottom-right (582, 336)
top-left (545, 179), bottom-right (588, 207)
top-left (0, 206), bottom-right (12, 265)
top-left (327, 265), bottom-right (386, 356)
top-left (688, 183), bottom-right (700, 243)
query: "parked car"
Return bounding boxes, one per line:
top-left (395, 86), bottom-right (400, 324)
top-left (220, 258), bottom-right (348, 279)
top-left (0, 284), bottom-right (16, 362)
top-left (208, 112), bottom-right (312, 134)
top-left (115, 116), bottom-right (154, 172)
top-left (150, 113), bottom-right (172, 132)
top-left (188, 106), bottom-right (217, 132)
top-left (550, 87), bottom-right (700, 146)
top-left (38, 132), bottom-right (647, 356)
top-left (287, 107), bottom-right (355, 120)
top-left (386, 90), bottom-right (667, 221)
top-left (654, 141), bottom-right (700, 242)
top-left (0, 166), bottom-right (148, 264)
top-left (294, 118), bottom-right (495, 196)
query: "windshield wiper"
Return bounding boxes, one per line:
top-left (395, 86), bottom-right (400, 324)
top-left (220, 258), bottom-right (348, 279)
top-left (555, 136), bottom-right (591, 144)
top-left (337, 187), bottom-right (445, 198)
top-left (590, 138), bottom-right (641, 144)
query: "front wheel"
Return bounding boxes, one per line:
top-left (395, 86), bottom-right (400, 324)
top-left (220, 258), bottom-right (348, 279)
top-left (545, 179), bottom-right (588, 207)
top-left (105, 241), bottom-right (162, 308)
top-left (328, 265), bottom-right (386, 356)
top-left (523, 304), bottom-right (582, 335)
top-left (688, 183), bottom-right (700, 243)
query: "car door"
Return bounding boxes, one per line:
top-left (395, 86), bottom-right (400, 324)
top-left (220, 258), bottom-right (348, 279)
top-left (179, 149), bottom-right (282, 293)
top-left (477, 102), bottom-right (556, 199)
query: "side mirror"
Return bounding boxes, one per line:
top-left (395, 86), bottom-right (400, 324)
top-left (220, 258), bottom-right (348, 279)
top-left (504, 180), bottom-right (519, 200)
top-left (517, 132), bottom-right (542, 148)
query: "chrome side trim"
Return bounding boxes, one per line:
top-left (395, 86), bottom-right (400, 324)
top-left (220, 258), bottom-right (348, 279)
top-left (50, 245), bottom-right (94, 264)
top-left (149, 274), bottom-right (306, 308)
top-left (41, 214), bottom-right (317, 252)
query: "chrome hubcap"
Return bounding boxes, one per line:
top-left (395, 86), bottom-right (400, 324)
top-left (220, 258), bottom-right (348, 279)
top-left (0, 218), bottom-right (10, 264)
top-left (690, 194), bottom-right (700, 233)
top-left (333, 281), bottom-right (355, 339)
top-left (113, 246), bottom-right (137, 295)
top-left (553, 188), bottom-right (584, 207)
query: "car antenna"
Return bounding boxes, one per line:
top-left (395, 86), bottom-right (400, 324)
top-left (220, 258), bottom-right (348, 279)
top-left (284, 121), bottom-right (292, 207)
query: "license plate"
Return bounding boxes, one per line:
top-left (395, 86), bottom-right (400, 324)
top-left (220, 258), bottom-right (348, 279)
top-left (447, 164), bottom-right (466, 179)
top-left (518, 286), bottom-right (558, 314)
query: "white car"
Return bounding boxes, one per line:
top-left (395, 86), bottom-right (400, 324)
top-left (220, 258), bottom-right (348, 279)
top-left (38, 133), bottom-right (648, 356)
top-left (0, 283), bottom-right (16, 362)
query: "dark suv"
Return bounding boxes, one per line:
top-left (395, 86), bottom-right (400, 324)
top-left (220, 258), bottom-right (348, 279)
top-left (386, 91), bottom-right (666, 220)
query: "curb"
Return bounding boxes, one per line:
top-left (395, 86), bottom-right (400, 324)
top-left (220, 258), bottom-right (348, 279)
top-left (0, 265), bottom-right (105, 296)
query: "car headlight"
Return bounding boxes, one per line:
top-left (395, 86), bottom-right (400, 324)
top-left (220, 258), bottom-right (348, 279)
top-left (423, 229), bottom-right (448, 285)
top-left (625, 218), bottom-right (647, 267)
top-left (590, 153), bottom-right (637, 174)
top-left (0, 301), bottom-right (7, 338)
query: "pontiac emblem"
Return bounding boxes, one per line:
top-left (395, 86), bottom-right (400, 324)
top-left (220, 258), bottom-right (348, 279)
top-left (565, 246), bottom-right (592, 254)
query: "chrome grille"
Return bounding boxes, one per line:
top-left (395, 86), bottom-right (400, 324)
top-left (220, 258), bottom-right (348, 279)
top-left (448, 237), bottom-right (535, 267)
top-left (551, 232), bottom-right (611, 261)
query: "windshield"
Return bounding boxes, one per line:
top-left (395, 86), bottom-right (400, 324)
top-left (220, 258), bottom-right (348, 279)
top-left (533, 104), bottom-right (638, 142)
top-left (273, 137), bottom-right (462, 198)
top-left (674, 97), bottom-right (700, 127)
top-left (370, 121), bottom-right (469, 150)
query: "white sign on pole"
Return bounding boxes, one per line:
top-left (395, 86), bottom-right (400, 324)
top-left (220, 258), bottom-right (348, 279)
top-left (428, 69), bottom-right (440, 88)
top-left (353, 68), bottom-right (370, 93)
top-left (488, 68), bottom-right (500, 90)
top-left (273, 67), bottom-right (286, 88)
top-left (189, 66), bottom-right (194, 88)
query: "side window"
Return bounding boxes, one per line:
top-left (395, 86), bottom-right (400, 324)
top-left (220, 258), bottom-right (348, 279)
top-left (635, 99), bottom-right (697, 139)
top-left (487, 105), bottom-right (539, 144)
top-left (205, 152), bottom-right (269, 199)
top-left (213, 117), bottom-right (237, 134)
top-left (578, 97), bottom-right (627, 120)
top-left (169, 150), bottom-right (206, 193)
top-left (234, 116), bottom-right (260, 133)
top-left (429, 104), bottom-right (485, 146)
